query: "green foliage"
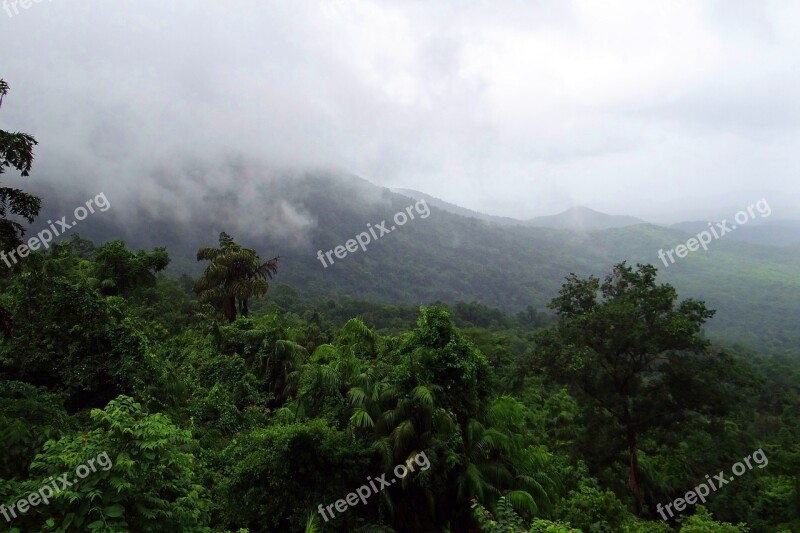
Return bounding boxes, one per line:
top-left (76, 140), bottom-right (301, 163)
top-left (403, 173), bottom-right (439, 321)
top-left (0, 381), bottom-right (70, 480)
top-left (0, 396), bottom-right (210, 532)
top-left (399, 306), bottom-right (493, 420)
top-left (472, 497), bottom-right (579, 532)
top-left (1, 269), bottom-right (161, 409)
top-left (0, 234), bottom-right (797, 533)
top-left (160, 326), bottom-right (265, 436)
top-left (553, 483), bottom-right (630, 532)
top-left (0, 77), bottom-right (42, 339)
top-left (0, 78), bottom-right (41, 253)
top-left (92, 241), bottom-right (169, 297)
top-left (677, 506), bottom-right (749, 532)
top-left (538, 263), bottom-right (750, 514)
top-left (195, 232), bottom-right (279, 322)
top-left (217, 419), bottom-right (370, 531)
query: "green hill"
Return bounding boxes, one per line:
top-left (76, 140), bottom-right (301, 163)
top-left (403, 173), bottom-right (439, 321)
top-left (30, 171), bottom-right (800, 357)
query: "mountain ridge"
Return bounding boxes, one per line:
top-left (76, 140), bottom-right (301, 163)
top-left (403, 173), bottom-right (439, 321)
top-left (26, 171), bottom-right (800, 357)
top-left (393, 188), bottom-right (648, 230)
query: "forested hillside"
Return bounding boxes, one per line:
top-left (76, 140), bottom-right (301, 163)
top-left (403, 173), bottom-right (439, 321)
top-left (3, 4), bottom-right (800, 529)
top-left (29, 172), bottom-right (800, 358)
top-left (1, 236), bottom-right (798, 532)
top-left (6, 151), bottom-right (797, 531)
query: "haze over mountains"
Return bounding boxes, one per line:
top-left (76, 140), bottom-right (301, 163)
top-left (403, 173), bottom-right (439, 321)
top-left (395, 188), bottom-right (800, 243)
top-left (393, 189), bottom-right (647, 230)
top-left (25, 170), bottom-right (800, 358)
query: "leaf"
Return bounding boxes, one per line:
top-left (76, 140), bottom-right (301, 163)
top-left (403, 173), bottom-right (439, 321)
top-left (505, 490), bottom-right (538, 517)
top-left (350, 407), bottom-right (375, 429)
top-left (104, 503), bottom-right (125, 517)
top-left (412, 385), bottom-right (435, 407)
top-left (305, 512), bottom-right (320, 533)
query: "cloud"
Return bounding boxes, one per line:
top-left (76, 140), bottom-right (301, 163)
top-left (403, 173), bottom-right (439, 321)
top-left (1, 0), bottom-right (798, 223)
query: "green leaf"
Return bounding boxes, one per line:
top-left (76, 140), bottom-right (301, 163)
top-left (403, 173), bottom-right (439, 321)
top-left (104, 503), bottom-right (125, 517)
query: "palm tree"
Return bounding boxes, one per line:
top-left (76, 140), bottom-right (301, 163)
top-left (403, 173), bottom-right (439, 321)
top-left (455, 397), bottom-right (558, 522)
top-left (348, 366), bottom-right (451, 530)
top-left (194, 232), bottom-right (279, 322)
top-left (257, 339), bottom-right (308, 406)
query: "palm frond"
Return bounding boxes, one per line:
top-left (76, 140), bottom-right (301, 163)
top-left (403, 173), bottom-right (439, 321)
top-left (371, 439), bottom-right (394, 471)
top-left (318, 366), bottom-right (342, 390)
top-left (305, 512), bottom-right (321, 533)
top-left (412, 385), bottom-right (436, 407)
top-left (390, 419), bottom-right (416, 458)
top-left (350, 407), bottom-right (375, 429)
top-left (311, 344), bottom-right (340, 363)
top-left (458, 463), bottom-right (487, 502)
top-left (504, 490), bottom-right (538, 518)
top-left (348, 387), bottom-right (368, 406)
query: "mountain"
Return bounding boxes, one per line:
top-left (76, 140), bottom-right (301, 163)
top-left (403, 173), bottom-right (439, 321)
top-left (671, 219), bottom-right (800, 247)
top-left (391, 188), bottom-right (523, 226)
top-left (392, 190), bottom-right (648, 230)
top-left (527, 206), bottom-right (647, 230)
top-left (27, 171), bottom-right (800, 358)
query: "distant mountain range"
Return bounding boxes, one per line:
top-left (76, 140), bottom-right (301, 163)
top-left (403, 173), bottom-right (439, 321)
top-left (390, 189), bottom-right (522, 226)
top-left (393, 188), bottom-right (646, 230)
top-left (670, 220), bottom-right (800, 247)
top-left (394, 188), bottom-right (800, 246)
top-left (527, 206), bottom-right (646, 230)
top-left (27, 171), bottom-right (800, 357)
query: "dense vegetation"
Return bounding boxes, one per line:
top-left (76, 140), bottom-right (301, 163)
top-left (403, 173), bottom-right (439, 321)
top-left (1, 78), bottom-right (798, 532)
top-left (0, 234), bottom-right (798, 532)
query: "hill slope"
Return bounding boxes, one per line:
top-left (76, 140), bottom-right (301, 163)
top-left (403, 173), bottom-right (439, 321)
top-left (528, 206), bottom-right (646, 230)
top-left (28, 171), bottom-right (800, 357)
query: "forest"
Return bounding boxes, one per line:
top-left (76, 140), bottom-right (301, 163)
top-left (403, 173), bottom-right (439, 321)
top-left (1, 75), bottom-right (799, 533)
top-left (0, 231), bottom-right (798, 532)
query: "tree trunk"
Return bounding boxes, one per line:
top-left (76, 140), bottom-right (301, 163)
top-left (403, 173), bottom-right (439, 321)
top-left (627, 423), bottom-right (643, 515)
top-left (224, 296), bottom-right (236, 322)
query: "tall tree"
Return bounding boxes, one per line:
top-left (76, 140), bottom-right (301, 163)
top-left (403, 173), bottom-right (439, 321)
top-left (194, 232), bottom-right (279, 322)
top-left (0, 79), bottom-right (41, 251)
top-left (537, 262), bottom-right (716, 515)
top-left (0, 78), bottom-right (42, 338)
top-left (93, 240), bottom-right (170, 296)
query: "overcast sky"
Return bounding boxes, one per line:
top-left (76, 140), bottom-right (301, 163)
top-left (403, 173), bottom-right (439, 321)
top-left (2, 0), bottom-right (799, 223)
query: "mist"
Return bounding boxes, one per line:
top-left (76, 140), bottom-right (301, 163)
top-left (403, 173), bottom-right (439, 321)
top-left (2, 0), bottom-right (799, 224)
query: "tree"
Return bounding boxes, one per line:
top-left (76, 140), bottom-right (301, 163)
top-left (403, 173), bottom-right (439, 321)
top-left (0, 78), bottom-right (41, 252)
top-left (1, 396), bottom-right (211, 532)
top-left (538, 263), bottom-right (717, 515)
top-left (218, 419), bottom-right (370, 531)
top-left (0, 380), bottom-right (70, 481)
top-left (3, 267), bottom-right (162, 410)
top-left (0, 78), bottom-right (42, 338)
top-left (399, 306), bottom-right (493, 421)
top-left (472, 496), bottom-right (581, 532)
top-left (455, 397), bottom-right (558, 523)
top-left (92, 240), bottom-right (169, 297)
top-left (194, 232), bottom-right (279, 322)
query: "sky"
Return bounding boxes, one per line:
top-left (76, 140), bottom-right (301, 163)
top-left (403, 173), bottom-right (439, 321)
top-left (1, 0), bottom-right (799, 223)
